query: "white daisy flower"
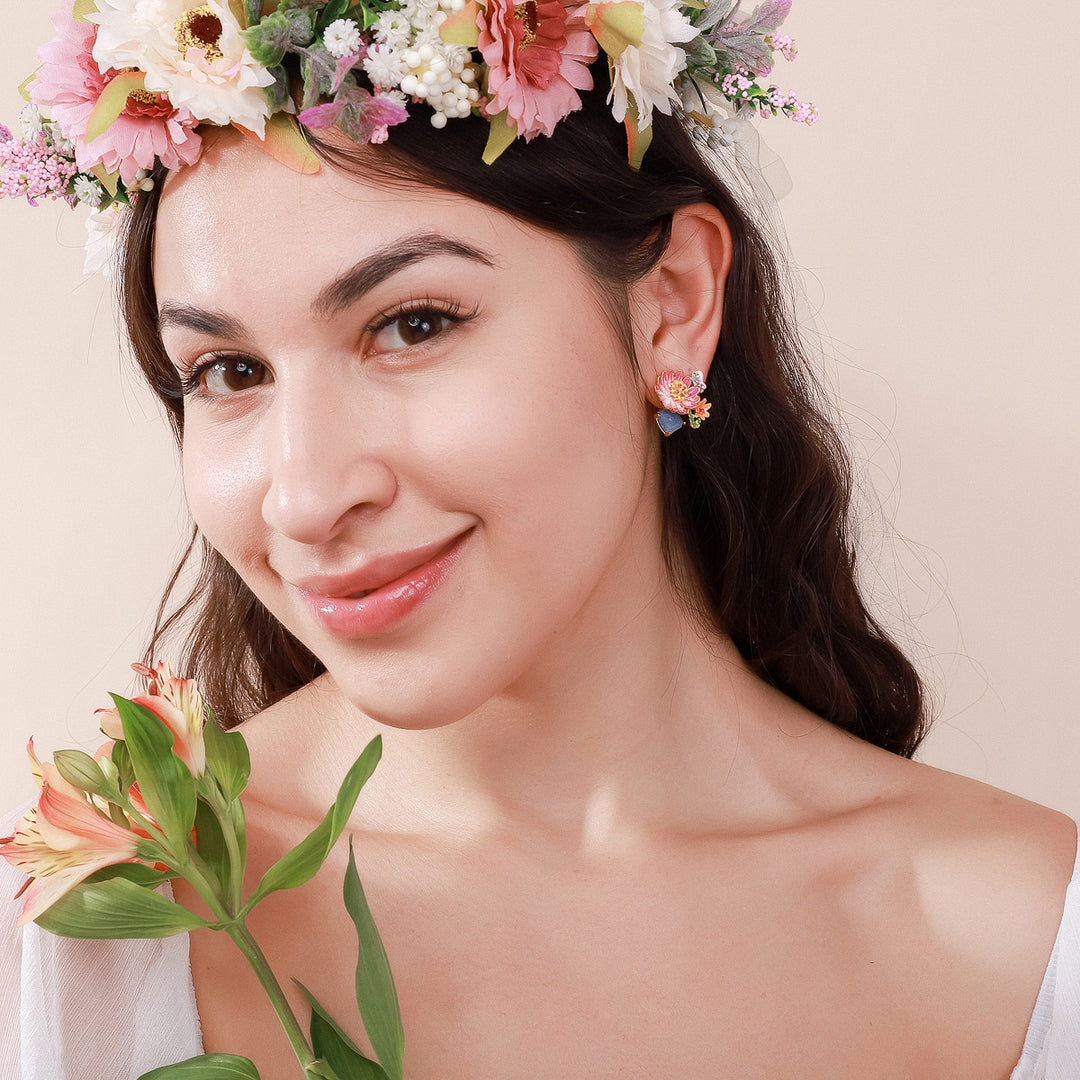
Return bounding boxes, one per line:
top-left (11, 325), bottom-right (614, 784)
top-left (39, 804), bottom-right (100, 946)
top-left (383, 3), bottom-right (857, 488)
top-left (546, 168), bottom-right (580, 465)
top-left (363, 44), bottom-right (409, 90)
top-left (400, 0), bottom-right (440, 26)
top-left (20, 104), bottom-right (43, 139)
top-left (323, 18), bottom-right (363, 59)
top-left (73, 174), bottom-right (105, 206)
top-left (441, 42), bottom-right (471, 75)
top-left (608, 0), bottom-right (698, 130)
top-left (373, 11), bottom-right (413, 48)
top-left (89, 0), bottom-right (276, 136)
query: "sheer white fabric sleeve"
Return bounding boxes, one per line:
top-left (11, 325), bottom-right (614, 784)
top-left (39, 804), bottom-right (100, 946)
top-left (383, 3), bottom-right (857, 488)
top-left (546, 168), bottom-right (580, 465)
top-left (0, 807), bottom-right (203, 1080)
top-left (1011, 821), bottom-right (1080, 1080)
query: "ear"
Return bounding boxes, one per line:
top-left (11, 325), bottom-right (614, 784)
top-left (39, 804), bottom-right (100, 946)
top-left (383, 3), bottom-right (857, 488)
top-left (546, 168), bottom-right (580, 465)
top-left (633, 203), bottom-right (733, 393)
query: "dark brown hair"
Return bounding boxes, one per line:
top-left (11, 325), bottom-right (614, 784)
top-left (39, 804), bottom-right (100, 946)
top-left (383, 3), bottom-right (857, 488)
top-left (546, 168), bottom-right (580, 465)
top-left (122, 74), bottom-right (928, 755)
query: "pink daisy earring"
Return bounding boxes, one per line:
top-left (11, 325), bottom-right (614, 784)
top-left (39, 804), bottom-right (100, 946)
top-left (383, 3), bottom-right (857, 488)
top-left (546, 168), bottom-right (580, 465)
top-left (654, 370), bottom-right (711, 436)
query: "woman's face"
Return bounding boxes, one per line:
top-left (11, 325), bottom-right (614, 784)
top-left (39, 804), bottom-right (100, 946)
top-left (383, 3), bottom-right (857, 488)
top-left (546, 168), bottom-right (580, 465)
top-left (154, 134), bottom-right (668, 728)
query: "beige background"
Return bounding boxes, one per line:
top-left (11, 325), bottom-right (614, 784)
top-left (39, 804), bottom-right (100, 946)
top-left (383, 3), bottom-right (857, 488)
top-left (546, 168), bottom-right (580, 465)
top-left (1, 2), bottom-right (1078, 813)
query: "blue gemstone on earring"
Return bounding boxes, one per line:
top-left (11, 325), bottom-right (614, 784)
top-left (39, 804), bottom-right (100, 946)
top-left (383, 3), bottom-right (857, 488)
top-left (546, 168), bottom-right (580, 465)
top-left (655, 409), bottom-right (685, 436)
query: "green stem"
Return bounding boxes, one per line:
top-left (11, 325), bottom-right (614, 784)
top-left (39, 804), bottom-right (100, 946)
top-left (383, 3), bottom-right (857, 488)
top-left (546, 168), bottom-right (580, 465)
top-left (146, 816), bottom-right (314, 1072)
top-left (227, 920), bottom-right (317, 1072)
top-left (183, 845), bottom-right (234, 922)
top-left (205, 782), bottom-right (246, 913)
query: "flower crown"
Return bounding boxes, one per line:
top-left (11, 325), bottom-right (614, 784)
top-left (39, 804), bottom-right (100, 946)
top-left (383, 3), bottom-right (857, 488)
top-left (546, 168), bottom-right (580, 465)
top-left (1, 0), bottom-right (813, 269)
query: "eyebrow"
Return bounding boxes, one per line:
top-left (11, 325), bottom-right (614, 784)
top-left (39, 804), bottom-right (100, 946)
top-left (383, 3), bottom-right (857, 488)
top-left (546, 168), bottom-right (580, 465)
top-left (157, 232), bottom-right (498, 337)
top-left (157, 303), bottom-right (247, 338)
top-left (312, 232), bottom-right (497, 319)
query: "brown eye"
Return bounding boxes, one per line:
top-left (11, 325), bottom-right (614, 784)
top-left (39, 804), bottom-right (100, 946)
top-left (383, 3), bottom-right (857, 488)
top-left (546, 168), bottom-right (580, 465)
top-left (374, 309), bottom-right (454, 351)
top-left (202, 357), bottom-right (268, 395)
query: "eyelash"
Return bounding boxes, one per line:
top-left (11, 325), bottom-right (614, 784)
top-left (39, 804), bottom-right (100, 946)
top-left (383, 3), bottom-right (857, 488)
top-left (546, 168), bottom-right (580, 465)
top-left (175, 297), bottom-right (479, 399)
top-left (178, 356), bottom-right (259, 399)
top-left (366, 296), bottom-right (478, 350)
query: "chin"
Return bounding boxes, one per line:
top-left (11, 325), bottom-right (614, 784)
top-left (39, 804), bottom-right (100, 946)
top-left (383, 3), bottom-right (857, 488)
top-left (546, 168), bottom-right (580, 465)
top-left (326, 658), bottom-right (497, 733)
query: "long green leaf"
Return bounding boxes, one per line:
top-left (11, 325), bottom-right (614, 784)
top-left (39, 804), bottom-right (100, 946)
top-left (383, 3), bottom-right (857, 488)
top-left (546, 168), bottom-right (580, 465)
top-left (113, 695), bottom-right (197, 854)
top-left (202, 707), bottom-right (251, 803)
top-left (85, 862), bottom-right (171, 889)
top-left (244, 737), bottom-right (381, 911)
top-left (343, 841), bottom-right (404, 1080)
top-left (139, 1053), bottom-right (261, 1079)
top-left (194, 799), bottom-right (231, 895)
top-left (312, 1013), bottom-right (390, 1080)
top-left (295, 981), bottom-right (391, 1080)
top-left (35, 876), bottom-right (207, 939)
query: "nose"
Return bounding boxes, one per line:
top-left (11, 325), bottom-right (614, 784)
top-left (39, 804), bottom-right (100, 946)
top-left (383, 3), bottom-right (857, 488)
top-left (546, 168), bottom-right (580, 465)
top-left (260, 370), bottom-right (397, 545)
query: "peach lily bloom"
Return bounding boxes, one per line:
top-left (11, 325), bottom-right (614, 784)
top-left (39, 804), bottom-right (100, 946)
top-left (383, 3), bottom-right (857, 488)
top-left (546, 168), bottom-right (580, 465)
top-left (98, 660), bottom-right (207, 777)
top-left (0, 740), bottom-right (141, 925)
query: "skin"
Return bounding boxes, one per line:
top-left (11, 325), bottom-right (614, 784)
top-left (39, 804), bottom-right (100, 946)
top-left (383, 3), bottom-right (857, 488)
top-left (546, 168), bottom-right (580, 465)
top-left (157, 133), bottom-right (1077, 1079)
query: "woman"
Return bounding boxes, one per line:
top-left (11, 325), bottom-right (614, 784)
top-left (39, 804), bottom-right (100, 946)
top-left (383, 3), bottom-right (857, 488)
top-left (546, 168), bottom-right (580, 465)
top-left (2, 1), bottom-right (1079, 1077)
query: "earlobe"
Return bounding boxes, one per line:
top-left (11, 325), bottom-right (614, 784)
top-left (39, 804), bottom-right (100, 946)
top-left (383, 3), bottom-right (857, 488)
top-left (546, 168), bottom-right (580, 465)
top-left (637, 203), bottom-right (733, 391)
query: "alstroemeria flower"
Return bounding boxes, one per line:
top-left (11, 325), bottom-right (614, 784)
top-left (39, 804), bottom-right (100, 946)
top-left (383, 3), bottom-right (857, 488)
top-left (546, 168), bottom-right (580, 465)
top-left (31, 5), bottom-right (201, 185)
top-left (603, 0), bottom-right (696, 129)
top-left (479, 0), bottom-right (597, 139)
top-left (98, 661), bottom-right (207, 777)
top-left (89, 0), bottom-right (276, 136)
top-left (0, 741), bottom-right (142, 925)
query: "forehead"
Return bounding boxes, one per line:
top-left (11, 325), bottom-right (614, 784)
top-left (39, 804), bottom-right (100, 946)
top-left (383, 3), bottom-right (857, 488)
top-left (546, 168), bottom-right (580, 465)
top-left (151, 133), bottom-right (536, 306)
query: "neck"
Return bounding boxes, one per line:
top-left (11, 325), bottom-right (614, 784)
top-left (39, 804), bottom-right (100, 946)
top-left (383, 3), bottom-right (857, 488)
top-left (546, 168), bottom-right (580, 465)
top-left (304, 578), bottom-right (826, 850)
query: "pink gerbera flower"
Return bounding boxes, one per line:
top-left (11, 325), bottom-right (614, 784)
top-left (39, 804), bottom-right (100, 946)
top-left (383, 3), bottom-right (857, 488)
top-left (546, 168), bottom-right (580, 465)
top-left (31, 5), bottom-right (201, 184)
top-left (479, 0), bottom-right (598, 139)
top-left (655, 370), bottom-right (703, 414)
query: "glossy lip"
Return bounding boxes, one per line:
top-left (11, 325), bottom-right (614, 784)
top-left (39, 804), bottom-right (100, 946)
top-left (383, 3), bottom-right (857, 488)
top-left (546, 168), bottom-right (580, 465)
top-left (293, 529), bottom-right (471, 638)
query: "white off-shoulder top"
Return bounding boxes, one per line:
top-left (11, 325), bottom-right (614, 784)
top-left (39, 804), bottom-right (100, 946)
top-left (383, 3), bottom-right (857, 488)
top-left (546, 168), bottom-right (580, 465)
top-left (2, 817), bottom-right (1078, 1078)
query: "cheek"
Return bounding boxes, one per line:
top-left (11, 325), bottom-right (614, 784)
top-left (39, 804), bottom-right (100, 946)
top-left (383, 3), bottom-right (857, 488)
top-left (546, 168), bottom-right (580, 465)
top-left (403, 329), bottom-right (650, 572)
top-left (181, 420), bottom-right (267, 562)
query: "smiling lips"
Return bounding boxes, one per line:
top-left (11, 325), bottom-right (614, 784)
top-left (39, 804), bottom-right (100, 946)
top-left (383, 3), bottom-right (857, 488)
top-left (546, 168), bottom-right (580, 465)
top-left (293, 531), bottom-right (469, 637)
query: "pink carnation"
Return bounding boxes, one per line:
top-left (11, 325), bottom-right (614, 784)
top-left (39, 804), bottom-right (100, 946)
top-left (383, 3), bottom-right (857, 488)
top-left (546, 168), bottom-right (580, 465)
top-left (479, 0), bottom-right (597, 140)
top-left (31, 6), bottom-right (201, 184)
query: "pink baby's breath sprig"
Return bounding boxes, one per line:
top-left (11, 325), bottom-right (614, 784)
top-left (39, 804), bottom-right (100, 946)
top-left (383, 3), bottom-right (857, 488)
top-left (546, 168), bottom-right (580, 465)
top-left (683, 0), bottom-right (816, 134)
top-left (0, 124), bottom-right (79, 206)
top-left (765, 32), bottom-right (796, 62)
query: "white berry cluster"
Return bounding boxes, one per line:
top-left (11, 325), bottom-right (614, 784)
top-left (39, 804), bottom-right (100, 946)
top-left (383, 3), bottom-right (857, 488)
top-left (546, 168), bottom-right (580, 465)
top-left (363, 0), bottom-right (484, 128)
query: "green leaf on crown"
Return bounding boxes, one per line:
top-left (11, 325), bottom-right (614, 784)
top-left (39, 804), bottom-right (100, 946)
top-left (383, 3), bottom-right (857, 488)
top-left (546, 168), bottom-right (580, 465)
top-left (243, 12), bottom-right (294, 67)
top-left (482, 109), bottom-right (517, 165)
top-left (85, 70), bottom-right (146, 142)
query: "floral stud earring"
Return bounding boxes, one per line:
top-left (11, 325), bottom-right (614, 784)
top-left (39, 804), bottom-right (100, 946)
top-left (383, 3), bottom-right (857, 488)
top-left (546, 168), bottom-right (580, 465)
top-left (654, 370), bottom-right (711, 435)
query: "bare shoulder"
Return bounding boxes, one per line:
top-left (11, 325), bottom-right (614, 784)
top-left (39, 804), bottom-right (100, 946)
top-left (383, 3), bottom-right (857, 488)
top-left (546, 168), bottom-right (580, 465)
top-left (897, 757), bottom-right (1076, 908)
top-left (235, 675), bottom-right (381, 819)
top-left (848, 746), bottom-right (1077, 984)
